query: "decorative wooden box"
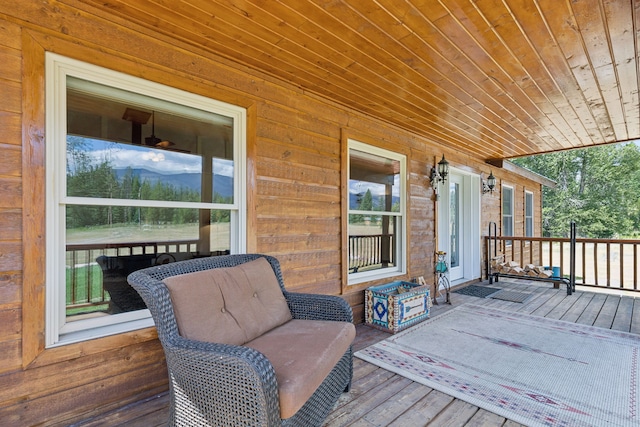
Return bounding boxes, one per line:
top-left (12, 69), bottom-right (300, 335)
top-left (365, 281), bottom-right (431, 333)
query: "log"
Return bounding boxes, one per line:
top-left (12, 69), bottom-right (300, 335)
top-left (511, 266), bottom-right (525, 275)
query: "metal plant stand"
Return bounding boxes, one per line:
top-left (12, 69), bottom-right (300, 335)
top-left (434, 251), bottom-right (451, 305)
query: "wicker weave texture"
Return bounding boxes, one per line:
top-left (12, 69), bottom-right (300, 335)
top-left (128, 254), bottom-right (353, 427)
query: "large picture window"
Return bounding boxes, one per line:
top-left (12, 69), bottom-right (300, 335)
top-left (46, 54), bottom-right (246, 346)
top-left (347, 140), bottom-right (406, 283)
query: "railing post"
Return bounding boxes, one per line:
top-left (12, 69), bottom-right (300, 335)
top-left (594, 242), bottom-right (599, 286)
top-left (569, 221), bottom-right (576, 294)
top-left (635, 244), bottom-right (638, 290)
top-left (380, 233), bottom-right (390, 268)
top-left (607, 243), bottom-right (611, 287)
top-left (538, 240), bottom-right (542, 271)
top-left (487, 222), bottom-right (497, 280)
top-left (620, 243), bottom-right (624, 289)
top-left (581, 241), bottom-right (586, 286)
top-left (560, 241), bottom-right (564, 278)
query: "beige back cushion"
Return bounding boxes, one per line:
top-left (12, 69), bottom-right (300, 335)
top-left (162, 257), bottom-right (292, 345)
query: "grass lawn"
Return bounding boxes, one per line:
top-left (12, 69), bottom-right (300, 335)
top-left (66, 263), bottom-right (110, 316)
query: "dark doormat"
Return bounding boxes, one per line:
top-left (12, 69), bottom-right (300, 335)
top-left (489, 290), bottom-right (532, 303)
top-left (453, 285), bottom-right (501, 298)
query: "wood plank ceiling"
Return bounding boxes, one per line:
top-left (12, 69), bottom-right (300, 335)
top-left (72, 0), bottom-right (640, 161)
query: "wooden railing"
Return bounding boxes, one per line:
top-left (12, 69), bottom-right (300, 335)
top-left (348, 234), bottom-right (394, 272)
top-left (487, 236), bottom-right (640, 292)
top-left (66, 240), bottom-right (199, 309)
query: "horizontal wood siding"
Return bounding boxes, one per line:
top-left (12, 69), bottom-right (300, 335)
top-left (0, 2), bottom-right (542, 425)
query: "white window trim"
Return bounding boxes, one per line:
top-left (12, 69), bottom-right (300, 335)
top-left (347, 139), bottom-right (406, 285)
top-left (502, 185), bottom-right (514, 246)
top-left (45, 53), bottom-right (247, 347)
top-left (525, 190), bottom-right (534, 238)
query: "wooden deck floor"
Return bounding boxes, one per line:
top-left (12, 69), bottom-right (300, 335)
top-left (74, 279), bottom-right (640, 427)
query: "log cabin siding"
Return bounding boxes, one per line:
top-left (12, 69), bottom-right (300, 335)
top-left (0, 18), bottom-right (23, 380)
top-left (0, 2), bottom-right (544, 425)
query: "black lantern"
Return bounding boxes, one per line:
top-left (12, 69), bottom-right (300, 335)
top-left (430, 154), bottom-right (449, 189)
top-left (482, 171), bottom-right (496, 194)
top-left (437, 155), bottom-right (449, 181)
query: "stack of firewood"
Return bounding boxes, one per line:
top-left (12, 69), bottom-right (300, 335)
top-left (490, 256), bottom-right (554, 278)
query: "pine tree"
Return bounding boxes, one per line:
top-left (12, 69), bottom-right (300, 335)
top-left (512, 142), bottom-right (640, 238)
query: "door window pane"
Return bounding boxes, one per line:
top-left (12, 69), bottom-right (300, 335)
top-left (450, 182), bottom-right (460, 268)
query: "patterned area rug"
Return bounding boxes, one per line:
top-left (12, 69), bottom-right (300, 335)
top-left (453, 285), bottom-right (500, 298)
top-left (356, 304), bottom-right (640, 427)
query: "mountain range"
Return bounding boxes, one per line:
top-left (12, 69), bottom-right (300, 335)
top-left (114, 168), bottom-right (233, 198)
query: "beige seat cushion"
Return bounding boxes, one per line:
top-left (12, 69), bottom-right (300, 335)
top-left (162, 257), bottom-right (292, 345)
top-left (245, 319), bottom-right (356, 419)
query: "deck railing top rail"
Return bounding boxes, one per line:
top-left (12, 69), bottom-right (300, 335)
top-left (491, 235), bottom-right (640, 245)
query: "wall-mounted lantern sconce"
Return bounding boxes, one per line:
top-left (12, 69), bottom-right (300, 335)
top-left (430, 154), bottom-right (449, 190)
top-left (481, 171), bottom-right (496, 194)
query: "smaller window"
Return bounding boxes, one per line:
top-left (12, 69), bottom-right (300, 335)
top-left (502, 185), bottom-right (514, 245)
top-left (525, 191), bottom-right (534, 237)
top-left (347, 140), bottom-right (406, 284)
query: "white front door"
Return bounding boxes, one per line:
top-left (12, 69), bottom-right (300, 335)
top-left (437, 170), bottom-right (481, 285)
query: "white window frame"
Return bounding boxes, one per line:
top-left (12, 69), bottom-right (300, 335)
top-left (347, 139), bottom-right (407, 285)
top-left (525, 190), bottom-right (534, 238)
top-left (502, 185), bottom-right (514, 246)
top-left (45, 53), bottom-right (247, 347)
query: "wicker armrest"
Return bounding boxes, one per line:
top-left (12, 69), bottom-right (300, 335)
top-left (284, 292), bottom-right (353, 323)
top-left (165, 337), bottom-right (281, 426)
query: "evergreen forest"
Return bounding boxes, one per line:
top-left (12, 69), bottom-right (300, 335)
top-left (66, 137), bottom-right (231, 230)
top-left (511, 142), bottom-right (640, 239)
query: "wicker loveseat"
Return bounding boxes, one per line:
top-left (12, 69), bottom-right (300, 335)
top-left (127, 253), bottom-right (355, 427)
